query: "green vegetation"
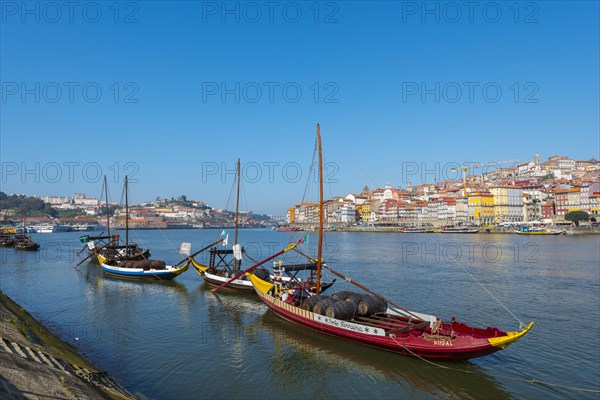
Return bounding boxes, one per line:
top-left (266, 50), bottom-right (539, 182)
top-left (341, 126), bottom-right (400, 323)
top-left (56, 208), bottom-right (86, 218)
top-left (564, 210), bottom-right (590, 226)
top-left (0, 192), bottom-right (58, 218)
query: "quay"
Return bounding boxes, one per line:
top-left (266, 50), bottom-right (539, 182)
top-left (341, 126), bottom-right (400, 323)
top-left (0, 292), bottom-right (135, 399)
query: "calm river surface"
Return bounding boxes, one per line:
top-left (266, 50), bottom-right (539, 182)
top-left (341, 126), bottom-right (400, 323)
top-left (1, 229), bottom-right (598, 399)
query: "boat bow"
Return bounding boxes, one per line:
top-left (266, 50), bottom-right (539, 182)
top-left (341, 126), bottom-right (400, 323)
top-left (488, 321), bottom-right (534, 349)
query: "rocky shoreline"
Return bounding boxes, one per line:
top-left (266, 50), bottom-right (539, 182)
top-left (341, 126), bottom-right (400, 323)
top-left (0, 291), bottom-right (135, 399)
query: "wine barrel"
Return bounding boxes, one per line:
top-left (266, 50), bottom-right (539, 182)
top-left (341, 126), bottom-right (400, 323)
top-left (344, 293), bottom-right (368, 304)
top-left (150, 260), bottom-right (166, 269)
top-left (357, 296), bottom-right (388, 316)
top-left (254, 266), bottom-right (270, 280)
top-left (325, 301), bottom-right (357, 320)
top-left (313, 298), bottom-right (341, 315)
top-left (331, 291), bottom-right (357, 301)
top-left (300, 295), bottom-right (328, 311)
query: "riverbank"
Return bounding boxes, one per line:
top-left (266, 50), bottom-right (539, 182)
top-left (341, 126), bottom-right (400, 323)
top-left (327, 226), bottom-right (600, 235)
top-left (0, 291), bottom-right (134, 399)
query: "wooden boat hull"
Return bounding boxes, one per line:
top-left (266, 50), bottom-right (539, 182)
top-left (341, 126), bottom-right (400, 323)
top-left (250, 277), bottom-right (533, 361)
top-left (514, 231), bottom-right (563, 235)
top-left (15, 242), bottom-right (40, 251)
top-left (0, 239), bottom-right (15, 247)
top-left (100, 260), bottom-right (189, 281)
top-left (190, 258), bottom-right (255, 292)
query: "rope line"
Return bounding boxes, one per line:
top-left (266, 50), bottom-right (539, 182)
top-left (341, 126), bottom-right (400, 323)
top-left (388, 336), bottom-right (599, 395)
top-left (424, 232), bottom-right (524, 328)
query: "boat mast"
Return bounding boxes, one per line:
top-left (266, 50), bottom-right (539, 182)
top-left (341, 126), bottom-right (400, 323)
top-left (125, 175), bottom-right (129, 253)
top-left (316, 124), bottom-right (323, 294)
top-left (104, 176), bottom-right (111, 238)
top-left (233, 158), bottom-right (241, 270)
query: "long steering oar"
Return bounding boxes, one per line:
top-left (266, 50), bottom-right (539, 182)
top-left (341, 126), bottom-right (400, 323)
top-left (211, 240), bottom-right (301, 293)
top-left (321, 264), bottom-right (426, 322)
top-left (73, 239), bottom-right (118, 270)
top-left (172, 238), bottom-right (224, 269)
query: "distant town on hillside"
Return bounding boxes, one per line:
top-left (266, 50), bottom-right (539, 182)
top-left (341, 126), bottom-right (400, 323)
top-left (286, 154), bottom-right (600, 227)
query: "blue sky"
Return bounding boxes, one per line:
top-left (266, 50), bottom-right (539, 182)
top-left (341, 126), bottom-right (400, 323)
top-left (1, 1), bottom-right (598, 214)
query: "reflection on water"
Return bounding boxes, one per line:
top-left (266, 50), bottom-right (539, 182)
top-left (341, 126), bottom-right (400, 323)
top-left (0, 230), bottom-right (598, 399)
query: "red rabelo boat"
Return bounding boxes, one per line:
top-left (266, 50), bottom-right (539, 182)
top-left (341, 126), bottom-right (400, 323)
top-left (247, 124), bottom-right (534, 360)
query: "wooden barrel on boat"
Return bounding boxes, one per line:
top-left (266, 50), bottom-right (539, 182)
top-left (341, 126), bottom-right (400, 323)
top-left (254, 266), bottom-right (270, 280)
top-left (313, 298), bottom-right (341, 315)
top-left (344, 293), bottom-right (368, 304)
top-left (150, 260), bottom-right (166, 269)
top-left (300, 295), bottom-right (328, 311)
top-left (331, 291), bottom-right (357, 301)
top-left (325, 301), bottom-right (357, 320)
top-left (357, 296), bottom-right (387, 316)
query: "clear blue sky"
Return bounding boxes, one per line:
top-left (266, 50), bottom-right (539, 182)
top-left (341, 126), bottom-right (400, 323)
top-left (1, 1), bottom-right (598, 215)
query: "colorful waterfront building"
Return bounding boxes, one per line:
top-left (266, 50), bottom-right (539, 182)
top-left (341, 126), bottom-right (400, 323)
top-left (468, 192), bottom-right (494, 225)
top-left (360, 200), bottom-right (372, 222)
top-left (490, 185), bottom-right (524, 223)
top-left (287, 207), bottom-right (295, 224)
top-left (554, 188), bottom-right (581, 216)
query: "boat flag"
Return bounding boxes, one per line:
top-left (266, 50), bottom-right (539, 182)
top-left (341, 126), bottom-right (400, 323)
top-left (179, 242), bottom-right (191, 256)
top-left (222, 233), bottom-right (229, 246)
top-left (299, 235), bottom-right (309, 244)
top-left (233, 244), bottom-right (243, 261)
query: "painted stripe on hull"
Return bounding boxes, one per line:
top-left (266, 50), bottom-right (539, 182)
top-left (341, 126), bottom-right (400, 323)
top-left (101, 262), bottom-right (188, 281)
top-left (201, 272), bottom-right (255, 292)
top-left (103, 269), bottom-right (179, 280)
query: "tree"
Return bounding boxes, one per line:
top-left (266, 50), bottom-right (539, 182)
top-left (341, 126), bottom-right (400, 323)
top-left (564, 210), bottom-right (590, 227)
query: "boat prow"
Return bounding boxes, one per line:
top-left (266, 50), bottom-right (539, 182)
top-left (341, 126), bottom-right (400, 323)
top-left (488, 321), bottom-right (534, 349)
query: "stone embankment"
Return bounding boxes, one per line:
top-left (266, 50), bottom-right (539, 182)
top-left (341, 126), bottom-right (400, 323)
top-left (0, 292), bottom-right (136, 399)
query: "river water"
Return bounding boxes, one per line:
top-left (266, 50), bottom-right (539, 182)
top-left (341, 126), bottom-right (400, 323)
top-left (0, 229), bottom-right (598, 399)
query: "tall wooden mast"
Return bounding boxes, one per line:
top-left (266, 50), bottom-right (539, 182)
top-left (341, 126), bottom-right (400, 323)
top-left (125, 175), bottom-right (129, 252)
top-left (104, 176), bottom-right (111, 238)
top-left (234, 158), bottom-right (241, 270)
top-left (316, 124), bottom-right (323, 294)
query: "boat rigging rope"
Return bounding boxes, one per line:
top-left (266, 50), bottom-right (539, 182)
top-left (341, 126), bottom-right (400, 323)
top-left (424, 232), bottom-right (525, 328)
top-left (387, 335), bottom-right (598, 396)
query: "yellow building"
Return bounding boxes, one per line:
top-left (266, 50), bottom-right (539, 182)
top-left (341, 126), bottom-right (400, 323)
top-left (490, 186), bottom-right (509, 223)
top-left (468, 192), bottom-right (494, 225)
top-left (287, 207), bottom-right (295, 224)
top-left (360, 200), bottom-right (372, 222)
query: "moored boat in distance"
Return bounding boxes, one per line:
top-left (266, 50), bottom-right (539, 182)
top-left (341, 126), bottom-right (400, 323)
top-left (276, 226), bottom-right (304, 232)
top-left (70, 223), bottom-right (96, 231)
top-left (439, 226), bottom-right (480, 234)
top-left (248, 124), bottom-right (533, 361)
top-left (514, 227), bottom-right (565, 235)
top-left (97, 176), bottom-right (188, 280)
top-left (14, 234), bottom-right (40, 251)
top-left (27, 223), bottom-right (73, 233)
top-left (14, 212), bottom-right (39, 251)
top-left (0, 227), bottom-right (16, 247)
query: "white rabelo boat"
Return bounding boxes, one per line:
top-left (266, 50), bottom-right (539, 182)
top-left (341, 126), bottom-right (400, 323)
top-left (222, 124), bottom-right (533, 361)
top-left (190, 159), bottom-right (256, 291)
top-left (95, 176), bottom-right (189, 280)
